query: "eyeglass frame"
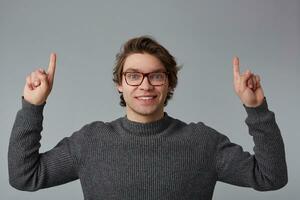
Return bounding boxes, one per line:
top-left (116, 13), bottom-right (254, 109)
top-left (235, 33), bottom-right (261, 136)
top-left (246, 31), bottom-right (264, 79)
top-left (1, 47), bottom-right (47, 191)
top-left (122, 71), bottom-right (169, 86)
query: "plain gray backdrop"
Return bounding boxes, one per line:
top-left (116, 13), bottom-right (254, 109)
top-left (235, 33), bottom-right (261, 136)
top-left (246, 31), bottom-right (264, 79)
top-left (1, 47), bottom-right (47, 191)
top-left (1, 0), bottom-right (299, 199)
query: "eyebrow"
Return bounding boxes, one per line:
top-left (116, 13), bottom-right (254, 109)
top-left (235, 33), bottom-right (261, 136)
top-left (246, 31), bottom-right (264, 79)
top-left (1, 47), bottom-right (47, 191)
top-left (124, 68), bottom-right (166, 73)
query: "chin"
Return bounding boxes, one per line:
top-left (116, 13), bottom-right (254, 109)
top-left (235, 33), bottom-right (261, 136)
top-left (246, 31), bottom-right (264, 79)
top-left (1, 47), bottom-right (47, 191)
top-left (129, 104), bottom-right (163, 117)
top-left (135, 108), bottom-right (159, 116)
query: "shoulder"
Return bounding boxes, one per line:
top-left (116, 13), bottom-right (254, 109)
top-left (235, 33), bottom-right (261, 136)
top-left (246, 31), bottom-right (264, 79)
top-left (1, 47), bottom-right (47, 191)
top-left (69, 120), bottom-right (112, 140)
top-left (184, 120), bottom-right (227, 143)
top-left (167, 114), bottom-right (224, 140)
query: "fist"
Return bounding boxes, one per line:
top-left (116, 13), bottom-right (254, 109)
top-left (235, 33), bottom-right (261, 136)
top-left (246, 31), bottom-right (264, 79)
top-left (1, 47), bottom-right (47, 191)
top-left (23, 53), bottom-right (56, 105)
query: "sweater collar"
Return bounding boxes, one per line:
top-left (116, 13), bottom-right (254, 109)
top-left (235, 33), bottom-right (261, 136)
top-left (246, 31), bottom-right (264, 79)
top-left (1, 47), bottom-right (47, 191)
top-left (120, 112), bottom-right (172, 136)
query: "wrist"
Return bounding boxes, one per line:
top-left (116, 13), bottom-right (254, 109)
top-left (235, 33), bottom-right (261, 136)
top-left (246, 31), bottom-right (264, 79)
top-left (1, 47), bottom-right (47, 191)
top-left (243, 97), bottom-right (268, 114)
top-left (22, 96), bottom-right (46, 108)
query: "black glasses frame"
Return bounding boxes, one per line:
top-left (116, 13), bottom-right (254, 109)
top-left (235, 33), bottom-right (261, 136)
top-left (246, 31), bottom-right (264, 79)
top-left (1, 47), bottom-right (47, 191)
top-left (122, 71), bottom-right (169, 86)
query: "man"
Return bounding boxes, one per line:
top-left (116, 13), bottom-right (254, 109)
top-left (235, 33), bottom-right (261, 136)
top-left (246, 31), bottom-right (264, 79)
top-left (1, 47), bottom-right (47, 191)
top-left (8, 36), bottom-right (288, 200)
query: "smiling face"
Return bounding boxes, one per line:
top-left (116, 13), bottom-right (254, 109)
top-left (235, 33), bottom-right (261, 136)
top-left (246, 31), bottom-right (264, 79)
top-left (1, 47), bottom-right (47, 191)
top-left (117, 53), bottom-right (170, 123)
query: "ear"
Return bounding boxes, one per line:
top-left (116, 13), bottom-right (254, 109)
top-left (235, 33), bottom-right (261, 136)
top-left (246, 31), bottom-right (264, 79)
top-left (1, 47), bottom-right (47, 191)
top-left (116, 83), bottom-right (123, 93)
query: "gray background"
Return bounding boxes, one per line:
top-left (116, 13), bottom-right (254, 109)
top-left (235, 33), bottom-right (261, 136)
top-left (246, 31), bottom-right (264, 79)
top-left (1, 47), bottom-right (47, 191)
top-left (1, 0), bottom-right (299, 199)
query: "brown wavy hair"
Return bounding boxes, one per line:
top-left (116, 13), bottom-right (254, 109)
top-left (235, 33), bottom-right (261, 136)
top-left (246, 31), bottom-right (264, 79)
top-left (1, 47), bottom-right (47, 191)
top-left (113, 35), bottom-right (181, 107)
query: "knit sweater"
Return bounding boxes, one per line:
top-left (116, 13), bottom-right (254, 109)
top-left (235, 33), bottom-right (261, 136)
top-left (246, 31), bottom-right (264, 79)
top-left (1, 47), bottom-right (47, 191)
top-left (8, 97), bottom-right (288, 200)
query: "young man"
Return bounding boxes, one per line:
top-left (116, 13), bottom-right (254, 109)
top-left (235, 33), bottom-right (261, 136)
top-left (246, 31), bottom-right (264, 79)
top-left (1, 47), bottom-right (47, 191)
top-left (8, 36), bottom-right (287, 200)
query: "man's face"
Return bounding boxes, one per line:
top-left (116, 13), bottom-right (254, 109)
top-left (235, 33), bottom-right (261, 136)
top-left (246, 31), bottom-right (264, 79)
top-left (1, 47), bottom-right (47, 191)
top-left (117, 53), bottom-right (170, 123)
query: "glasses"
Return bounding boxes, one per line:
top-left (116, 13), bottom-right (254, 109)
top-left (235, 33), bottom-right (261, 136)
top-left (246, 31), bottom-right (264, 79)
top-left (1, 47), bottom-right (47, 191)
top-left (122, 71), bottom-right (169, 86)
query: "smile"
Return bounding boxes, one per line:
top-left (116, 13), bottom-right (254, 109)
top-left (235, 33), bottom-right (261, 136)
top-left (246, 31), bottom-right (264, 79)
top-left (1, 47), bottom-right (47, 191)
top-left (136, 96), bottom-right (156, 100)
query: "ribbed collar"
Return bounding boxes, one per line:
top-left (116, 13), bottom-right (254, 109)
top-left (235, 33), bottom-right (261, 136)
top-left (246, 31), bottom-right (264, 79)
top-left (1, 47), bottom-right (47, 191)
top-left (119, 112), bottom-right (172, 136)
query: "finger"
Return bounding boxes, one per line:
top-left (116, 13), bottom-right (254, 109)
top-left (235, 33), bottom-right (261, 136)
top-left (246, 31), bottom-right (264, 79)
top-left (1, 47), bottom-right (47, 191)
top-left (36, 71), bottom-right (48, 84)
top-left (241, 69), bottom-right (252, 88)
top-left (31, 71), bottom-right (41, 87)
top-left (247, 76), bottom-right (254, 89)
top-left (251, 75), bottom-right (257, 91)
top-left (255, 75), bottom-right (261, 88)
top-left (26, 75), bottom-right (34, 90)
top-left (47, 53), bottom-right (56, 84)
top-left (38, 68), bottom-right (47, 75)
top-left (31, 69), bottom-right (47, 87)
top-left (233, 56), bottom-right (240, 80)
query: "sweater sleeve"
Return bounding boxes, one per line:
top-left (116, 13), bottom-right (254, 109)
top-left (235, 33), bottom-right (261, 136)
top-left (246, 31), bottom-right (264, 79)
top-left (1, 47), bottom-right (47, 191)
top-left (216, 98), bottom-right (288, 191)
top-left (8, 97), bottom-right (80, 191)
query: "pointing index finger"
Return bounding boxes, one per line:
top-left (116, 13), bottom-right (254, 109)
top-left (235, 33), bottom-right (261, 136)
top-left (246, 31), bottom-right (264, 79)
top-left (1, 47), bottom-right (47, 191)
top-left (47, 53), bottom-right (56, 83)
top-left (233, 56), bottom-right (240, 80)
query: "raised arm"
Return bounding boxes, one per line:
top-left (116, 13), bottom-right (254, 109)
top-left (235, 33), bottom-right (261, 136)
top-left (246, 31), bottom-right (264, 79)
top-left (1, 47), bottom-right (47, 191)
top-left (216, 57), bottom-right (288, 190)
top-left (8, 54), bottom-right (80, 191)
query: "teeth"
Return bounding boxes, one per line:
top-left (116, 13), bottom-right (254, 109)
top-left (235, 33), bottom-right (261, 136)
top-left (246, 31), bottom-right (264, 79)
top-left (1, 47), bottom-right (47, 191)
top-left (138, 96), bottom-right (155, 100)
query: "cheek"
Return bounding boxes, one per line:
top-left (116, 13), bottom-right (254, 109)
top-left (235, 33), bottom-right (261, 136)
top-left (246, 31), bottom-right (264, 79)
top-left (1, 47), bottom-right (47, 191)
top-left (159, 86), bottom-right (170, 98)
top-left (122, 86), bottom-right (136, 101)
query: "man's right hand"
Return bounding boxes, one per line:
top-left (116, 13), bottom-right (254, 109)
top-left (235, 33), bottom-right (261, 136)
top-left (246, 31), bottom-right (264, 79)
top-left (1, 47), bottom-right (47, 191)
top-left (23, 53), bottom-right (56, 105)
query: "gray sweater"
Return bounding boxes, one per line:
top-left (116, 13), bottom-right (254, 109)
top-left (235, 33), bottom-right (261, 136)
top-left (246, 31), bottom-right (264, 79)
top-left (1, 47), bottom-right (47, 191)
top-left (8, 97), bottom-right (288, 200)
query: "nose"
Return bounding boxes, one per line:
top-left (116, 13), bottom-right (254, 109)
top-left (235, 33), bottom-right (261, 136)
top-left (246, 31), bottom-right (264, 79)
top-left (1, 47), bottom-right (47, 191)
top-left (139, 76), bottom-right (154, 90)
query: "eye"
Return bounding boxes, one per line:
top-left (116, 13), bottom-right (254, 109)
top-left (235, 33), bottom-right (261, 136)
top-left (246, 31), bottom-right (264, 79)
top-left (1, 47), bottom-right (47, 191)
top-left (127, 73), bottom-right (141, 80)
top-left (150, 73), bottom-right (164, 80)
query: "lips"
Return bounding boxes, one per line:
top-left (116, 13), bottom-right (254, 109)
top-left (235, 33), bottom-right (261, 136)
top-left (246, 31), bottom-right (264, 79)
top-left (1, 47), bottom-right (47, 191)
top-left (135, 95), bottom-right (158, 104)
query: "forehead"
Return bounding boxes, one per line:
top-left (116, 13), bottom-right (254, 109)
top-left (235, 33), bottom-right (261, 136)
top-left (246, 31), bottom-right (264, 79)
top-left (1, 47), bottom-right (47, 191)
top-left (123, 53), bottom-right (166, 72)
